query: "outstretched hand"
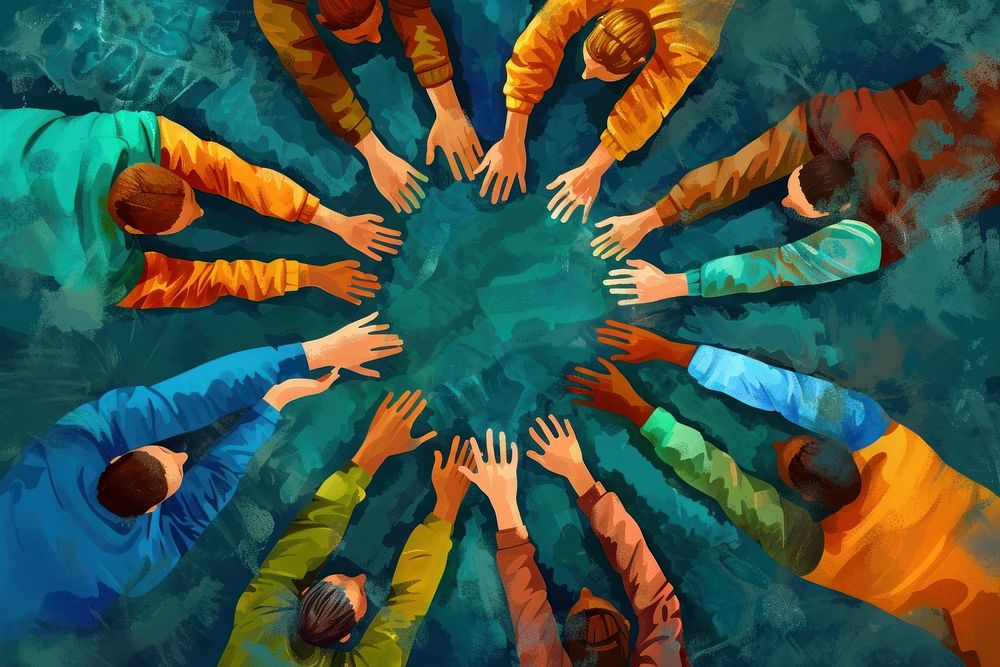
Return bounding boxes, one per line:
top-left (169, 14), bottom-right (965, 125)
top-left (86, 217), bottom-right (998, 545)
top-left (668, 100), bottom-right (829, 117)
top-left (357, 133), bottom-right (429, 214)
top-left (596, 320), bottom-right (697, 367)
top-left (458, 428), bottom-right (522, 530)
top-left (566, 358), bottom-right (654, 426)
top-left (301, 261), bottom-right (381, 306)
top-left (427, 109), bottom-right (484, 181)
top-left (353, 390), bottom-right (438, 476)
top-left (545, 161), bottom-right (603, 224)
top-left (431, 436), bottom-right (476, 523)
top-left (263, 371), bottom-right (339, 412)
top-left (603, 260), bottom-right (689, 305)
top-left (591, 207), bottom-right (660, 261)
top-left (526, 415), bottom-right (596, 496)
top-left (476, 136), bottom-right (527, 204)
top-left (310, 207), bottom-right (403, 261)
top-left (302, 312), bottom-right (403, 377)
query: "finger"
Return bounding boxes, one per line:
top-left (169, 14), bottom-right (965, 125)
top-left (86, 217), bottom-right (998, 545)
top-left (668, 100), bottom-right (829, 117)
top-left (491, 175), bottom-right (507, 205)
top-left (448, 435), bottom-right (461, 464)
top-left (559, 200), bottom-right (582, 224)
top-left (592, 240), bottom-right (615, 257)
top-left (547, 187), bottom-right (570, 213)
top-left (373, 234), bottom-right (404, 246)
top-left (596, 336), bottom-right (630, 352)
top-left (400, 186), bottom-right (421, 211)
top-left (499, 430), bottom-right (508, 464)
top-left (525, 449), bottom-right (544, 466)
top-left (603, 277), bottom-right (637, 286)
top-left (461, 439), bottom-right (476, 470)
top-left (595, 218), bottom-right (614, 229)
top-left (626, 259), bottom-right (646, 269)
top-left (382, 189), bottom-right (403, 214)
top-left (595, 327), bottom-right (631, 342)
top-left (468, 436), bottom-right (484, 466)
top-left (547, 414), bottom-right (564, 437)
top-left (341, 295), bottom-right (362, 306)
top-left (566, 386), bottom-right (594, 397)
top-left (573, 365), bottom-right (606, 379)
top-left (473, 154), bottom-right (491, 176)
top-left (596, 358), bottom-right (617, 374)
top-left (398, 389), bottom-right (423, 419)
top-left (369, 346), bottom-right (402, 360)
top-left (479, 166), bottom-right (498, 199)
top-left (425, 140), bottom-right (436, 166)
top-left (600, 243), bottom-right (624, 260)
top-left (517, 171), bottom-right (527, 194)
top-left (563, 419), bottom-right (575, 437)
top-left (609, 288), bottom-right (639, 296)
top-left (433, 449), bottom-right (443, 469)
top-left (356, 271), bottom-right (380, 282)
top-left (509, 443), bottom-right (518, 466)
top-left (565, 374), bottom-right (597, 388)
top-left (545, 174), bottom-right (566, 191)
top-left (392, 191), bottom-right (412, 214)
top-left (369, 323), bottom-right (391, 332)
top-left (352, 312), bottom-right (379, 328)
top-left (366, 214), bottom-right (385, 223)
top-left (501, 173), bottom-right (515, 201)
top-left (582, 197), bottom-right (594, 225)
top-left (619, 298), bottom-right (643, 306)
top-left (360, 246), bottom-right (382, 261)
top-left (457, 465), bottom-right (475, 482)
top-left (485, 429), bottom-right (495, 464)
top-left (406, 399), bottom-right (428, 425)
top-left (370, 242), bottom-right (400, 256)
top-left (409, 168), bottom-right (430, 184)
top-left (535, 415), bottom-right (555, 441)
top-left (469, 130), bottom-right (484, 157)
top-left (444, 150), bottom-right (462, 181)
top-left (379, 392), bottom-right (395, 411)
top-left (415, 429), bottom-right (437, 446)
top-left (347, 290), bottom-right (378, 301)
top-left (608, 269), bottom-right (635, 278)
top-left (391, 390), bottom-right (412, 411)
top-left (528, 426), bottom-right (545, 448)
top-left (406, 176), bottom-right (427, 200)
top-left (458, 144), bottom-right (477, 181)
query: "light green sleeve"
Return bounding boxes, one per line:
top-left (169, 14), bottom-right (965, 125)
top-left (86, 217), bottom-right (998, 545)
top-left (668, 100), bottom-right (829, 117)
top-left (640, 408), bottom-right (823, 575)
top-left (686, 219), bottom-right (882, 298)
top-left (347, 514), bottom-right (455, 667)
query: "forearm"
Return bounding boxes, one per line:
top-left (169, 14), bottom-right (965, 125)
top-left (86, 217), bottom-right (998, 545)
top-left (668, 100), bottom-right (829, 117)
top-left (490, 497), bottom-right (524, 532)
top-left (390, 0), bottom-right (454, 88)
top-left (503, 110), bottom-right (529, 143)
top-left (426, 81), bottom-right (463, 118)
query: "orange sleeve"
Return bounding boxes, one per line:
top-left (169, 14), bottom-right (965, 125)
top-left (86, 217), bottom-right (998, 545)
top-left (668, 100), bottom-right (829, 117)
top-left (503, 0), bottom-right (598, 115)
top-left (117, 251), bottom-right (301, 309)
top-left (388, 0), bottom-right (454, 88)
top-left (156, 116), bottom-right (320, 223)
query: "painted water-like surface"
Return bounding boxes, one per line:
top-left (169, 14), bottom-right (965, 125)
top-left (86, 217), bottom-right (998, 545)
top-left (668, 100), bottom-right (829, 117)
top-left (1, 0), bottom-right (998, 664)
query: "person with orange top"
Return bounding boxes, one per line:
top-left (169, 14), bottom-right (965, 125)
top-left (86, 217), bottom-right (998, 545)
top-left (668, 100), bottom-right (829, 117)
top-left (0, 108), bottom-right (399, 310)
top-left (564, 320), bottom-right (1000, 666)
top-left (477, 0), bottom-right (734, 221)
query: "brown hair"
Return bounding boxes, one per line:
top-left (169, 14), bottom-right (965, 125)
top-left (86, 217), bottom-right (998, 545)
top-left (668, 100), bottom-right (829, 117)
top-left (563, 609), bottom-right (630, 666)
top-left (298, 580), bottom-right (358, 646)
top-left (97, 451), bottom-right (168, 517)
top-left (107, 163), bottom-right (187, 234)
top-left (799, 154), bottom-right (856, 213)
top-left (317, 0), bottom-right (377, 30)
top-left (585, 9), bottom-right (654, 75)
top-left (782, 436), bottom-right (862, 510)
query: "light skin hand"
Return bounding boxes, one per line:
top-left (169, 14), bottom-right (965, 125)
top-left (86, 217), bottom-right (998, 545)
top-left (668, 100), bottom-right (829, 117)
top-left (309, 206), bottom-right (403, 262)
top-left (546, 143), bottom-right (614, 224)
top-left (431, 436), bottom-right (476, 523)
top-left (475, 111), bottom-right (528, 204)
top-left (355, 132), bottom-right (430, 214)
top-left (566, 357), bottom-right (655, 427)
top-left (300, 261), bottom-right (381, 306)
top-left (591, 207), bottom-right (661, 261)
top-left (458, 428), bottom-right (522, 530)
top-left (263, 371), bottom-right (339, 412)
top-left (526, 415), bottom-right (595, 497)
top-left (595, 319), bottom-right (697, 367)
top-left (603, 260), bottom-right (689, 305)
top-left (300, 312), bottom-right (404, 377)
top-left (352, 390), bottom-right (438, 477)
top-left (426, 83), bottom-right (484, 181)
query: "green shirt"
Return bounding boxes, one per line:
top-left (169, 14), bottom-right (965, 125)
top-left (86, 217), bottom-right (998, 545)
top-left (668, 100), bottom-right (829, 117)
top-left (220, 463), bottom-right (455, 666)
top-left (640, 408), bottom-right (823, 576)
top-left (685, 219), bottom-right (882, 298)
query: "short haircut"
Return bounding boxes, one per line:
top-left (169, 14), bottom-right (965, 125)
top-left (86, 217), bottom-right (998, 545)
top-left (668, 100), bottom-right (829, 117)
top-left (317, 0), bottom-right (377, 30)
top-left (785, 436), bottom-right (862, 510)
top-left (107, 163), bottom-right (187, 234)
top-left (298, 580), bottom-right (358, 647)
top-left (97, 451), bottom-right (168, 517)
top-left (585, 9), bottom-right (654, 75)
top-left (799, 154), bottom-right (856, 213)
top-left (563, 609), bottom-right (631, 667)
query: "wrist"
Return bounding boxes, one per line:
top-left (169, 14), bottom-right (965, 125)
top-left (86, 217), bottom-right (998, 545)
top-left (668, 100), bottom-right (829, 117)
top-left (503, 111), bottom-right (529, 143)
top-left (586, 143), bottom-right (615, 171)
top-left (352, 444), bottom-right (387, 477)
top-left (626, 400), bottom-right (656, 428)
top-left (262, 389), bottom-right (288, 413)
top-left (355, 132), bottom-right (383, 162)
top-left (432, 497), bottom-right (459, 523)
top-left (491, 498), bottom-right (522, 531)
top-left (427, 81), bottom-right (461, 115)
top-left (566, 466), bottom-right (597, 498)
top-left (656, 341), bottom-right (698, 368)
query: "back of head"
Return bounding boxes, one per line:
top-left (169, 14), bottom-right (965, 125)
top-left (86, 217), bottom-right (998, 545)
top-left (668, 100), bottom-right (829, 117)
top-left (781, 435), bottom-right (862, 510)
top-left (799, 154), bottom-right (856, 215)
top-left (107, 163), bottom-right (187, 234)
top-left (97, 451), bottom-right (168, 517)
top-left (585, 9), bottom-right (654, 75)
top-left (563, 592), bottom-right (631, 667)
top-left (317, 0), bottom-right (377, 30)
top-left (298, 580), bottom-right (357, 647)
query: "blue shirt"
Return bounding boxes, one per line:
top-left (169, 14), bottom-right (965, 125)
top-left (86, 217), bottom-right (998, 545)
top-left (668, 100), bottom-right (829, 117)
top-left (0, 343), bottom-right (308, 637)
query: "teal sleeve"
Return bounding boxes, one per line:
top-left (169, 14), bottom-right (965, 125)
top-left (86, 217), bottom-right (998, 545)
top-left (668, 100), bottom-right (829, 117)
top-left (640, 408), bottom-right (823, 575)
top-left (687, 220), bottom-right (882, 298)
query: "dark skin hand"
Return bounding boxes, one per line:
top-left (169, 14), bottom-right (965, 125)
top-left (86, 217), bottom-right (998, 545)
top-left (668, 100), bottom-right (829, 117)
top-left (300, 261), bottom-right (382, 306)
top-left (596, 320), bottom-right (697, 367)
top-left (566, 357), bottom-right (655, 427)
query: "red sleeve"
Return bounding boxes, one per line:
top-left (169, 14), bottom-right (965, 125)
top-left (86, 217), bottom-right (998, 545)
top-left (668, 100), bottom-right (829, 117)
top-left (495, 526), bottom-right (572, 667)
top-left (578, 484), bottom-right (690, 667)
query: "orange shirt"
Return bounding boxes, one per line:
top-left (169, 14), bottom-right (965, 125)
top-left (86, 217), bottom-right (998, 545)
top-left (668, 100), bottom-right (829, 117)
top-left (804, 422), bottom-right (1000, 666)
top-left (117, 117), bottom-right (318, 309)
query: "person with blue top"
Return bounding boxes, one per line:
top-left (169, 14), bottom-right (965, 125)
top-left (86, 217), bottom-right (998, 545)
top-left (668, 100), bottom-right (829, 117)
top-left (0, 312), bottom-right (403, 638)
top-left (564, 320), bottom-right (999, 665)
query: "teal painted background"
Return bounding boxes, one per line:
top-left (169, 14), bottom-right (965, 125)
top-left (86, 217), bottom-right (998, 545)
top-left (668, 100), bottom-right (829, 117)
top-left (1, 0), bottom-right (998, 664)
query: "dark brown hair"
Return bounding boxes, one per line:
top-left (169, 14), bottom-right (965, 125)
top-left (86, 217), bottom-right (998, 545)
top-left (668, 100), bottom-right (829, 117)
top-left (97, 451), bottom-right (168, 517)
top-left (799, 154), bottom-right (856, 213)
top-left (585, 9), bottom-right (654, 75)
top-left (317, 0), bottom-right (377, 30)
top-left (785, 436), bottom-right (862, 509)
top-left (563, 609), bottom-right (631, 667)
top-left (298, 580), bottom-right (357, 647)
top-left (107, 163), bottom-right (187, 234)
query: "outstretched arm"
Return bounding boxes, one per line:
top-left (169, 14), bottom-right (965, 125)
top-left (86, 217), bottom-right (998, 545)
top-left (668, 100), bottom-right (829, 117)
top-left (685, 345), bottom-right (892, 451)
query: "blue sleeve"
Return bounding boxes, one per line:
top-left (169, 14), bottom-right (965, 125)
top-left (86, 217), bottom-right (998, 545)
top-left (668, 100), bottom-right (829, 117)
top-left (75, 343), bottom-right (308, 457)
top-left (158, 401), bottom-right (281, 552)
top-left (687, 346), bottom-right (891, 450)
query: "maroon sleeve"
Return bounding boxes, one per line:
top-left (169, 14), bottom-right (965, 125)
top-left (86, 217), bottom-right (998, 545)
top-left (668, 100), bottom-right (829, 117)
top-left (495, 526), bottom-right (572, 667)
top-left (578, 484), bottom-right (690, 667)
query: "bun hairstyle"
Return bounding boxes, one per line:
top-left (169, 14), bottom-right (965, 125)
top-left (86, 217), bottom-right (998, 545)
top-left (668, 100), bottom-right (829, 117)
top-left (297, 580), bottom-right (358, 647)
top-left (585, 9), bottom-right (654, 75)
top-left (798, 154), bottom-right (856, 214)
top-left (107, 163), bottom-right (187, 234)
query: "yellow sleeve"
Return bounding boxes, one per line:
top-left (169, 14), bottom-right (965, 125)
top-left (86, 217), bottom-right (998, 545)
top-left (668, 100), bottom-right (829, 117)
top-left (502, 0), bottom-right (596, 115)
top-left (117, 251), bottom-right (301, 309)
top-left (655, 103), bottom-right (812, 224)
top-left (157, 116), bottom-right (320, 223)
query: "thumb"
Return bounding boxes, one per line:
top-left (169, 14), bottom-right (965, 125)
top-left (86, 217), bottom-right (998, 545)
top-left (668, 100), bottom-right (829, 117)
top-left (433, 450), bottom-right (443, 469)
top-left (425, 139), bottom-right (435, 166)
top-left (525, 449), bottom-right (544, 467)
top-left (545, 175), bottom-right (563, 190)
top-left (457, 465), bottom-right (475, 482)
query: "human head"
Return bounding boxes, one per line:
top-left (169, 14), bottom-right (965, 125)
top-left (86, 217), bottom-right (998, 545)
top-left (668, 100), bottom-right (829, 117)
top-left (97, 446), bottom-right (189, 517)
top-left (562, 587), bottom-right (631, 666)
top-left (782, 155), bottom-right (856, 219)
top-left (317, 0), bottom-right (384, 44)
top-left (582, 9), bottom-right (653, 82)
top-left (108, 163), bottom-right (203, 235)
top-left (298, 573), bottom-right (369, 646)
top-left (772, 435), bottom-right (862, 509)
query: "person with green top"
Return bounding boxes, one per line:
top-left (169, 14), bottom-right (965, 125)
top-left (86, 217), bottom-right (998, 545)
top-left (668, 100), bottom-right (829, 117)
top-left (219, 389), bottom-right (475, 666)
